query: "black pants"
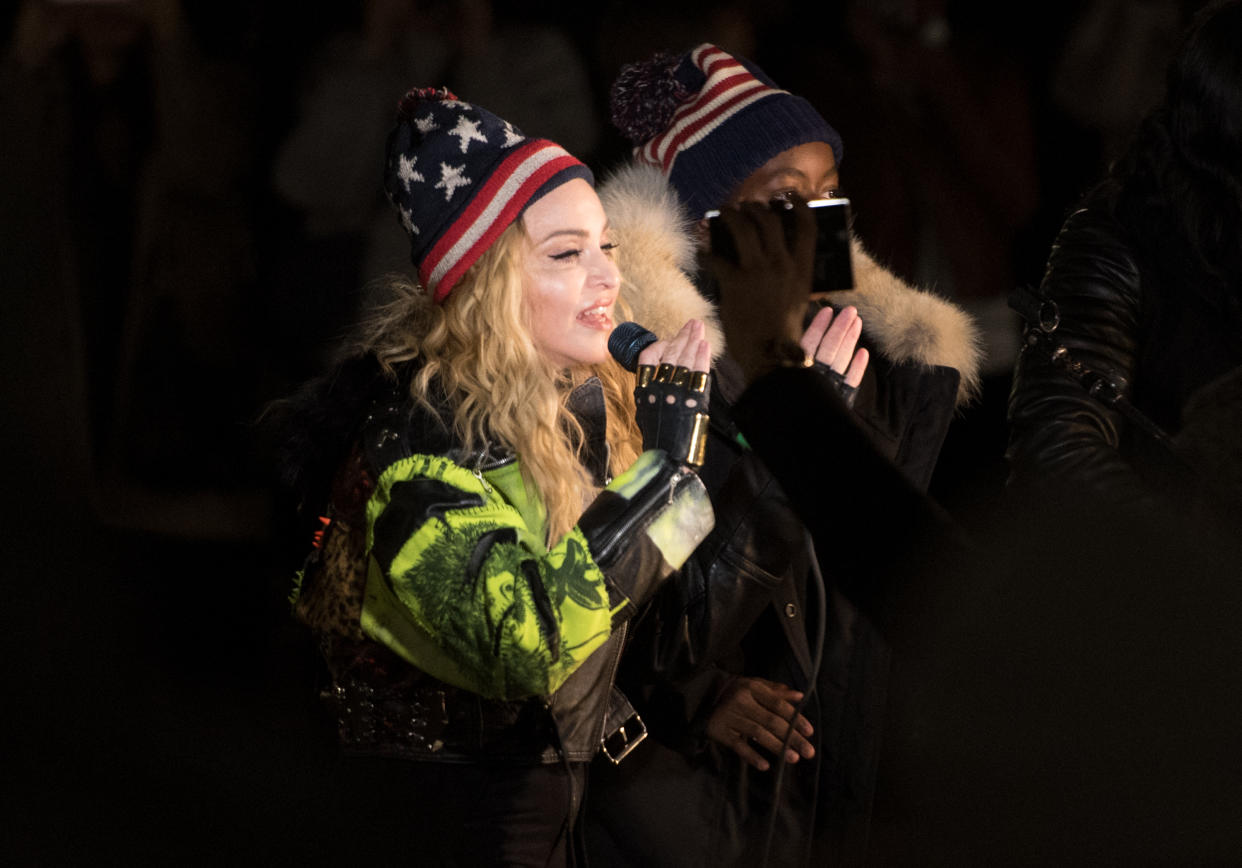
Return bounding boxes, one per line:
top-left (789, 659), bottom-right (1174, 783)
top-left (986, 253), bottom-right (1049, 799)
top-left (335, 756), bottom-right (587, 867)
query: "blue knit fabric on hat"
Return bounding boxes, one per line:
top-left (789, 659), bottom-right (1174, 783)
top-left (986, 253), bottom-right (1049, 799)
top-left (610, 45), bottom-right (842, 217)
top-left (383, 87), bottom-right (593, 302)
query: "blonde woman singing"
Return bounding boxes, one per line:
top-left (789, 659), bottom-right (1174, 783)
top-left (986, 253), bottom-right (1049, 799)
top-left (277, 88), bottom-right (714, 866)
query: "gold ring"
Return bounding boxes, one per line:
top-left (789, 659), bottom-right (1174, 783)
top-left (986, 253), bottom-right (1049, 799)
top-left (686, 413), bottom-right (709, 467)
top-left (654, 363), bottom-right (675, 384)
top-left (671, 366), bottom-right (690, 387)
top-left (690, 371), bottom-right (709, 393)
top-left (636, 364), bottom-right (656, 388)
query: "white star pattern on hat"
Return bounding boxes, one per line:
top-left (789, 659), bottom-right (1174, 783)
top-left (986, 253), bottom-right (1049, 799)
top-left (397, 154), bottom-right (425, 191)
top-left (414, 113), bottom-right (439, 135)
top-left (449, 115), bottom-right (489, 153)
top-left (399, 205), bottom-right (419, 235)
top-left (501, 121), bottom-right (524, 148)
top-left (435, 162), bottom-right (472, 201)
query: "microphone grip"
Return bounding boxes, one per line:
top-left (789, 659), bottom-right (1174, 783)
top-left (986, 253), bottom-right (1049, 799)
top-left (608, 321), bottom-right (659, 372)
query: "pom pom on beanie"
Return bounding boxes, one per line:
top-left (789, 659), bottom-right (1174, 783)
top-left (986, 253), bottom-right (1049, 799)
top-left (609, 44), bottom-right (842, 216)
top-left (609, 52), bottom-right (694, 144)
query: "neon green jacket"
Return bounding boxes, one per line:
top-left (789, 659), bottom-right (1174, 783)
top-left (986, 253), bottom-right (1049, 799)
top-left (293, 373), bottom-right (713, 763)
top-left (362, 444), bottom-right (712, 701)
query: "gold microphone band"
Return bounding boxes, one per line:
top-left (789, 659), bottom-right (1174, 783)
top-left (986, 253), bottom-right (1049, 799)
top-left (654, 363), bottom-right (675, 384)
top-left (636, 364), bottom-right (656, 388)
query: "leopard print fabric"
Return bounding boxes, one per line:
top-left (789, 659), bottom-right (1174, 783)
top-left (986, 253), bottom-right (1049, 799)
top-left (293, 448), bottom-right (373, 639)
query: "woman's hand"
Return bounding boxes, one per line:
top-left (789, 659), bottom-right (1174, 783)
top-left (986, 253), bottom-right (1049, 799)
top-left (803, 304), bottom-right (869, 407)
top-left (706, 676), bottom-right (815, 771)
top-left (636, 316), bottom-right (712, 372)
top-left (633, 319), bottom-right (712, 465)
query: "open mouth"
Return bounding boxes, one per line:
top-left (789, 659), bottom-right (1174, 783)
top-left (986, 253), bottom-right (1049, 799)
top-left (577, 304), bottom-right (614, 330)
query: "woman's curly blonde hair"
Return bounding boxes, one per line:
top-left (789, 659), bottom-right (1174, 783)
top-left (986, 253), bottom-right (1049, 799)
top-left (348, 220), bottom-right (641, 541)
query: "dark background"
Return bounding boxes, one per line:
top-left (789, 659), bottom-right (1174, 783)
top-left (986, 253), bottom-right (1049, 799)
top-left (5, 0), bottom-right (1236, 862)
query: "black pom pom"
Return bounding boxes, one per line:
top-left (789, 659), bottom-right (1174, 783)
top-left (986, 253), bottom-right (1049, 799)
top-left (396, 86), bottom-right (458, 121)
top-left (609, 52), bottom-right (692, 145)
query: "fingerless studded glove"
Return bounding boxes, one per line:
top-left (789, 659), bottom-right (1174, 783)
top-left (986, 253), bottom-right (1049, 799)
top-left (634, 363), bottom-right (711, 467)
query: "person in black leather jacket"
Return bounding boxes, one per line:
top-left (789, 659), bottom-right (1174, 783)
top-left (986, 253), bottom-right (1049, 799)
top-left (585, 46), bottom-right (980, 867)
top-left (1008, 0), bottom-right (1242, 519)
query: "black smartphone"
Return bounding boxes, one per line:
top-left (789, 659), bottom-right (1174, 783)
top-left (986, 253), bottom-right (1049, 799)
top-left (705, 198), bottom-right (854, 293)
top-left (805, 198), bottom-right (854, 292)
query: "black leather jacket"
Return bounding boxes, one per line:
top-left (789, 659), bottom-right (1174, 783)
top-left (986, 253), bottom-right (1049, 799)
top-left (620, 343), bottom-right (960, 694)
top-left (586, 162), bottom-right (975, 866)
top-left (1007, 183), bottom-right (1242, 504)
top-left (596, 350), bottom-right (960, 867)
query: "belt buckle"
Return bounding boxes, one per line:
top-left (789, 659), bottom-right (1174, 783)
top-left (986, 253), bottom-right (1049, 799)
top-left (601, 712), bottom-right (647, 765)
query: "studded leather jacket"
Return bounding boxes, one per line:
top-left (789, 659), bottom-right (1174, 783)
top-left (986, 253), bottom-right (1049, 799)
top-left (291, 366), bottom-right (713, 765)
top-left (1007, 182), bottom-right (1242, 504)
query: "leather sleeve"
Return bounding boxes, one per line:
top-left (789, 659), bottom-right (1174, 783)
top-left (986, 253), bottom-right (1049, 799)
top-left (577, 450), bottom-right (715, 624)
top-left (852, 355), bottom-right (961, 492)
top-left (1006, 206), bottom-right (1155, 503)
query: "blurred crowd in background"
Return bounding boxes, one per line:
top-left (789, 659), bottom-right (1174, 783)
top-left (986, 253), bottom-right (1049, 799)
top-left (1, 0), bottom-right (1222, 861)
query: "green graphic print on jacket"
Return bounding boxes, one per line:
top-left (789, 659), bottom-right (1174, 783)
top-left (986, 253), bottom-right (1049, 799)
top-left (361, 451), bottom-right (656, 701)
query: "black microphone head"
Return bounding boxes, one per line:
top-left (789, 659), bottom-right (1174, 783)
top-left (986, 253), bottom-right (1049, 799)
top-left (608, 321), bottom-right (658, 372)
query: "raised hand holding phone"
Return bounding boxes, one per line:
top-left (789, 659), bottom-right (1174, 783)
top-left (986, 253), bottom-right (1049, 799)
top-left (702, 196), bottom-right (867, 390)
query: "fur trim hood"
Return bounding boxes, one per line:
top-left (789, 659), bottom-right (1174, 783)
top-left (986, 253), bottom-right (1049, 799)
top-left (597, 161), bottom-right (726, 361)
top-left (840, 241), bottom-right (982, 404)
top-left (598, 162), bottom-right (981, 405)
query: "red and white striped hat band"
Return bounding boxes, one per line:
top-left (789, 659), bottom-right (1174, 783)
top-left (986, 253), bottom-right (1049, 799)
top-left (420, 140), bottom-right (584, 302)
top-left (637, 44), bottom-right (791, 174)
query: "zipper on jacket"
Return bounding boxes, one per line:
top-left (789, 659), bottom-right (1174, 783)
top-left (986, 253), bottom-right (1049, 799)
top-left (470, 445), bottom-right (517, 494)
top-left (592, 462), bottom-right (689, 565)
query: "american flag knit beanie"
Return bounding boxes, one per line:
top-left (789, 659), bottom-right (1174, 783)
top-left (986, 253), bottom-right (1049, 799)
top-left (609, 44), bottom-right (843, 218)
top-left (383, 87), bottom-right (594, 303)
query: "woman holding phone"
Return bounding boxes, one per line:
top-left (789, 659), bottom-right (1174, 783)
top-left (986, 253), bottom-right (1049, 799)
top-left (588, 45), bottom-right (980, 866)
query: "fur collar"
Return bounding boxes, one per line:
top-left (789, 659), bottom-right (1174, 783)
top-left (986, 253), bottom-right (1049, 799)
top-left (597, 161), bottom-right (727, 361)
top-left (839, 240), bottom-right (982, 404)
top-left (598, 162), bottom-right (981, 405)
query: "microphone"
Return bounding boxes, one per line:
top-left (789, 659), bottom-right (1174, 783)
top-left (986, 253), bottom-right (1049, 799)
top-left (608, 322), bottom-right (658, 372)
